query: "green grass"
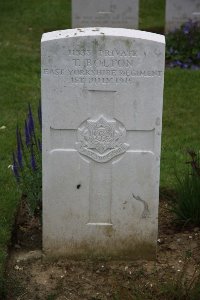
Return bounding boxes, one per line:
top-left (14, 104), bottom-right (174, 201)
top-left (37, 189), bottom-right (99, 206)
top-left (140, 0), bottom-right (165, 32)
top-left (161, 69), bottom-right (200, 187)
top-left (0, 0), bottom-right (71, 294)
top-left (171, 151), bottom-right (200, 226)
top-left (0, 0), bottom-right (200, 296)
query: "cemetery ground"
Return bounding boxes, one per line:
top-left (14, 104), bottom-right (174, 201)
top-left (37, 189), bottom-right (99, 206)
top-left (4, 193), bottom-right (200, 299)
top-left (0, 0), bottom-right (200, 298)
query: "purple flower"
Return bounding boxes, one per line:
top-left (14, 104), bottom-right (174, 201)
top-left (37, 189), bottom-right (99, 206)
top-left (181, 63), bottom-right (189, 69)
top-left (173, 60), bottom-right (182, 67)
top-left (191, 64), bottom-right (200, 70)
top-left (183, 25), bottom-right (190, 34)
top-left (38, 102), bottom-right (42, 128)
top-left (38, 138), bottom-right (42, 152)
top-left (17, 146), bottom-right (23, 169)
top-left (12, 153), bottom-right (20, 182)
top-left (16, 126), bottom-right (23, 169)
top-left (28, 104), bottom-right (35, 136)
top-left (182, 20), bottom-right (193, 34)
top-left (169, 47), bottom-right (174, 55)
top-left (24, 120), bottom-right (30, 146)
top-left (197, 52), bottom-right (200, 59)
top-left (30, 147), bottom-right (36, 170)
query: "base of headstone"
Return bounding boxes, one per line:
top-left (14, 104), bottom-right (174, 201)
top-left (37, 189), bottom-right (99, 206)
top-left (43, 239), bottom-right (157, 260)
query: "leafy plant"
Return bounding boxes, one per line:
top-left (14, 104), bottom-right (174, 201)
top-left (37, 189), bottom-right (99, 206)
top-left (166, 20), bottom-right (200, 69)
top-left (160, 260), bottom-right (200, 300)
top-left (12, 103), bottom-right (42, 216)
top-left (172, 150), bottom-right (200, 226)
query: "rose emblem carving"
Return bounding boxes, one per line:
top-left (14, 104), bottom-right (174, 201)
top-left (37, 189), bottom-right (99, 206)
top-left (76, 115), bottom-right (129, 162)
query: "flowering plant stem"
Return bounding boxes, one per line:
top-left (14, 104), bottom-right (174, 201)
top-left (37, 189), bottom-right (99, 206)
top-left (12, 103), bottom-right (42, 217)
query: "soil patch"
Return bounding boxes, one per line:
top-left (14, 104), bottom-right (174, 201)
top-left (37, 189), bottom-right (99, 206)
top-left (5, 196), bottom-right (200, 300)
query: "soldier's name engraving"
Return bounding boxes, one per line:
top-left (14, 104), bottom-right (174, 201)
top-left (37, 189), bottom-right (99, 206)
top-left (72, 58), bottom-right (136, 68)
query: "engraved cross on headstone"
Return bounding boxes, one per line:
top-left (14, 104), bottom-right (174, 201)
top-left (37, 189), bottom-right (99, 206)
top-left (50, 89), bottom-right (155, 227)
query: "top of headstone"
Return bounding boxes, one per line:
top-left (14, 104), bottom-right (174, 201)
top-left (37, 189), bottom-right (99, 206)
top-left (41, 28), bottom-right (165, 44)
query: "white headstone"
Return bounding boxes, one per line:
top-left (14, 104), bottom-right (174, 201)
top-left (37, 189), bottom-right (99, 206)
top-left (72, 0), bottom-right (139, 29)
top-left (41, 28), bottom-right (165, 259)
top-left (166, 0), bottom-right (200, 32)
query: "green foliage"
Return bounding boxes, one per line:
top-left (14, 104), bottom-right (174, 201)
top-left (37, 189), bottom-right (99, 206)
top-left (160, 261), bottom-right (200, 300)
top-left (172, 150), bottom-right (200, 225)
top-left (1, 276), bottom-right (25, 299)
top-left (0, 0), bottom-right (199, 297)
top-left (113, 259), bottom-right (200, 300)
top-left (12, 104), bottom-right (42, 216)
top-left (161, 277), bottom-right (200, 300)
top-left (166, 20), bottom-right (200, 69)
top-left (161, 69), bottom-right (200, 188)
top-left (47, 293), bottom-right (58, 300)
top-left (0, 1), bottom-right (70, 297)
top-left (139, 0), bottom-right (165, 32)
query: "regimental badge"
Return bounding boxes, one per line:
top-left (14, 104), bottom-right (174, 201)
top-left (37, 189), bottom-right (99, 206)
top-left (76, 115), bottom-right (129, 163)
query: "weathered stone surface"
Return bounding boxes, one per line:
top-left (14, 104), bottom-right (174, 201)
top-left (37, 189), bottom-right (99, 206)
top-left (72, 0), bottom-right (139, 29)
top-left (165, 0), bottom-right (200, 32)
top-left (41, 28), bottom-right (165, 259)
